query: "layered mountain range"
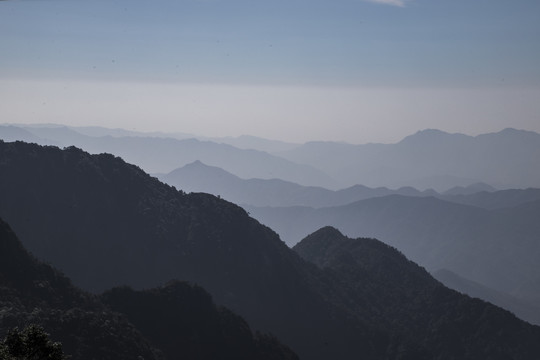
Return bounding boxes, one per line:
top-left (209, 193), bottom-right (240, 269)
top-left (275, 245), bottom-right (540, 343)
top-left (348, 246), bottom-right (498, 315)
top-left (1, 140), bottom-right (540, 358)
top-left (245, 196), bottom-right (540, 306)
top-left (0, 125), bottom-right (335, 188)
top-left (2, 124), bottom-right (540, 190)
top-left (275, 128), bottom-right (540, 190)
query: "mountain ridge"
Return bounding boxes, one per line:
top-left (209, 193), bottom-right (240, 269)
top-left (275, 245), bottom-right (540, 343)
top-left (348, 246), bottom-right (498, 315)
top-left (160, 160), bottom-right (438, 208)
top-left (277, 127), bottom-right (540, 190)
top-left (293, 227), bottom-right (540, 359)
top-left (0, 125), bottom-right (337, 188)
top-left (0, 140), bottom-right (400, 359)
top-left (3, 140), bottom-right (540, 358)
top-left (245, 193), bottom-right (540, 309)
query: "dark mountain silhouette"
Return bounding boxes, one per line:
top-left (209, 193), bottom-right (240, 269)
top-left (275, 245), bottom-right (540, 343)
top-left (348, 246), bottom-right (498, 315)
top-left (160, 160), bottom-right (436, 208)
top-left (276, 128), bottom-right (540, 190)
top-left (0, 125), bottom-right (336, 188)
top-left (2, 140), bottom-right (540, 359)
top-left (101, 281), bottom-right (298, 360)
top-left (433, 269), bottom-right (540, 326)
top-left (0, 216), bottom-right (298, 360)
top-left (293, 227), bottom-right (540, 359)
top-left (0, 217), bottom-right (162, 360)
top-left (245, 195), bottom-right (540, 311)
top-left (0, 140), bottom-right (411, 360)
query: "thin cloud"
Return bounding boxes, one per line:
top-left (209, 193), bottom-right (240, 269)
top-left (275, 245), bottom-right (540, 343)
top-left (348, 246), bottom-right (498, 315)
top-left (366, 0), bottom-right (407, 7)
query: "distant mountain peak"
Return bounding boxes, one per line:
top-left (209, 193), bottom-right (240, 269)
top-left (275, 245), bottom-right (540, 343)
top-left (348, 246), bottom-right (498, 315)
top-left (479, 127), bottom-right (540, 141)
top-left (415, 128), bottom-right (449, 136)
top-left (166, 160), bottom-right (242, 186)
top-left (442, 182), bottom-right (497, 195)
top-left (308, 226), bottom-right (346, 239)
top-left (187, 159), bottom-right (205, 167)
top-left (498, 127), bottom-right (530, 134)
top-left (398, 128), bottom-right (470, 145)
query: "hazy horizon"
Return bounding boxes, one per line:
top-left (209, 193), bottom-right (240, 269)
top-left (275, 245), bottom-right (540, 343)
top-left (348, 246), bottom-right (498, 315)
top-left (3, 119), bottom-right (540, 147)
top-left (2, 0), bottom-right (540, 143)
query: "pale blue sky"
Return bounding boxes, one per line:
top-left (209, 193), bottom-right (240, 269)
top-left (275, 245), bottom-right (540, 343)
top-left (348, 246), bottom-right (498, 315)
top-left (1, 0), bottom-right (540, 143)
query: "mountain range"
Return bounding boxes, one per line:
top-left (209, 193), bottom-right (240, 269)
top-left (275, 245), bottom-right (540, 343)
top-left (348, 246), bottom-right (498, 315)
top-left (0, 140), bottom-right (400, 359)
top-left (158, 160), bottom-right (437, 208)
top-left (0, 124), bottom-right (335, 188)
top-left (245, 195), bottom-right (540, 298)
top-left (0, 217), bottom-right (298, 360)
top-left (293, 227), bottom-right (540, 357)
top-left (156, 158), bottom-right (540, 325)
top-left (2, 124), bottom-right (540, 191)
top-left (2, 140), bottom-right (540, 358)
top-left (276, 128), bottom-right (540, 190)
top-left (159, 159), bottom-right (540, 209)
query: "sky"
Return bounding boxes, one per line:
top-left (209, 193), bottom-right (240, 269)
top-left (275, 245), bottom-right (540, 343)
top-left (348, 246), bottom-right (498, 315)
top-left (1, 0), bottom-right (540, 144)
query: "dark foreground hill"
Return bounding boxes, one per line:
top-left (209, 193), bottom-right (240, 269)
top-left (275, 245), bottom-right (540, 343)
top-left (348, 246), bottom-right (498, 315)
top-left (294, 227), bottom-right (540, 359)
top-left (0, 217), bottom-right (298, 360)
top-left (433, 269), bottom-right (540, 326)
top-left (101, 282), bottom-right (298, 360)
top-left (0, 217), bottom-right (161, 360)
top-left (1, 140), bottom-right (540, 359)
top-left (0, 141), bottom-right (409, 359)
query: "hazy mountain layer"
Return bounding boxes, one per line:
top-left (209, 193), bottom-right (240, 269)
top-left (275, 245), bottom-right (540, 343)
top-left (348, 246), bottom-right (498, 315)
top-left (441, 188), bottom-right (540, 209)
top-left (161, 160), bottom-right (540, 210)
top-left (159, 160), bottom-right (436, 208)
top-left (0, 125), bottom-right (336, 188)
top-left (4, 125), bottom-right (539, 190)
top-left (276, 128), bottom-right (540, 190)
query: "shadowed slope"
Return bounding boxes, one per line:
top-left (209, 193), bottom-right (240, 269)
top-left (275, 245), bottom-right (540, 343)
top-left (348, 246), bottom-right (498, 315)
top-left (101, 281), bottom-right (298, 360)
top-left (0, 140), bottom-right (401, 360)
top-left (294, 227), bottom-right (540, 359)
top-left (0, 217), bottom-right (162, 360)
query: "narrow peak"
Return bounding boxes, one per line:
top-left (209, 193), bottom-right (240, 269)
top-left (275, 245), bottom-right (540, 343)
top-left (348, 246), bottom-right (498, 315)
top-left (311, 226), bottom-right (346, 239)
top-left (182, 160), bottom-right (217, 169)
top-left (295, 226), bottom-right (348, 248)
